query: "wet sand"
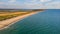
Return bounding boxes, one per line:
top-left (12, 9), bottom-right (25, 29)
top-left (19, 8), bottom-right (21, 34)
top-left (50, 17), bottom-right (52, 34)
top-left (0, 12), bottom-right (39, 30)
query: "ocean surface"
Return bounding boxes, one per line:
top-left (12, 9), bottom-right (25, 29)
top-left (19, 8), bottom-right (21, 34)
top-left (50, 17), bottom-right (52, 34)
top-left (0, 9), bottom-right (60, 34)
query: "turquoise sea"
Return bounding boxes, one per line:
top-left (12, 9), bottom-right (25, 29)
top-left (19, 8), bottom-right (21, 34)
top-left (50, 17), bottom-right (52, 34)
top-left (0, 9), bottom-right (60, 34)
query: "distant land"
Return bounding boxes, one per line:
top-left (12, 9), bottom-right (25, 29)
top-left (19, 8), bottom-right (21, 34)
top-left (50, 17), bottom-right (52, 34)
top-left (0, 9), bottom-right (44, 12)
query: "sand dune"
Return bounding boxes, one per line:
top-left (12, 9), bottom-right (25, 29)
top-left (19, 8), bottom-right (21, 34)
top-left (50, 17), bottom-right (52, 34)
top-left (0, 12), bottom-right (38, 30)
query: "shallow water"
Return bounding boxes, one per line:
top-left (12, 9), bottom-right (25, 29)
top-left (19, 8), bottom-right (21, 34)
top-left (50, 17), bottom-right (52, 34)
top-left (0, 9), bottom-right (60, 34)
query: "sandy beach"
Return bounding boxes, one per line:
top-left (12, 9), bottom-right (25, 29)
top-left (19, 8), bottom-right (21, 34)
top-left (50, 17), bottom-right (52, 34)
top-left (0, 12), bottom-right (38, 30)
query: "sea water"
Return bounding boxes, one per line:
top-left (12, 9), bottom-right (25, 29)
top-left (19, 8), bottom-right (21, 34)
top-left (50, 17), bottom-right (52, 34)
top-left (0, 9), bottom-right (60, 34)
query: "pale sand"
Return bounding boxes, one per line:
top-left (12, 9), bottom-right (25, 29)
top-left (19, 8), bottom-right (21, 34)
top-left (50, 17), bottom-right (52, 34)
top-left (0, 12), bottom-right (39, 30)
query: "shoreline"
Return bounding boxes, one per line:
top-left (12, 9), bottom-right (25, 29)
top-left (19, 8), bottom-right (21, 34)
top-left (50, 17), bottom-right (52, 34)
top-left (0, 12), bottom-right (39, 30)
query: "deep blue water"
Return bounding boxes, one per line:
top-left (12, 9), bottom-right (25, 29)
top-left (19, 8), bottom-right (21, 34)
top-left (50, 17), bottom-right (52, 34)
top-left (0, 9), bottom-right (60, 34)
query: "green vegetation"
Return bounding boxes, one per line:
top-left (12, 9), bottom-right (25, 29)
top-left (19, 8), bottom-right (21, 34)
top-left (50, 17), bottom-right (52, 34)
top-left (0, 12), bottom-right (32, 21)
top-left (0, 9), bottom-right (44, 21)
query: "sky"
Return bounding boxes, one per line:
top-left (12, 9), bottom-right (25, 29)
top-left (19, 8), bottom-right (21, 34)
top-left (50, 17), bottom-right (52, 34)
top-left (0, 0), bottom-right (60, 9)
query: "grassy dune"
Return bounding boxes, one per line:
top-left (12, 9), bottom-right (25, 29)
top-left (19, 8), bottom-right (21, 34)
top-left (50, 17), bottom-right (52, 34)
top-left (0, 12), bottom-right (32, 21)
top-left (0, 9), bottom-right (44, 21)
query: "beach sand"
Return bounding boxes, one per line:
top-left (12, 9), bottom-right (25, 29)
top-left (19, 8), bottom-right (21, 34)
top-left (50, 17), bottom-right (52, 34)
top-left (0, 12), bottom-right (39, 30)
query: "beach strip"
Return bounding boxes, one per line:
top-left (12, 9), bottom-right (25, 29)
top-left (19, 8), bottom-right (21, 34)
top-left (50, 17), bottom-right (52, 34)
top-left (0, 12), bottom-right (39, 30)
